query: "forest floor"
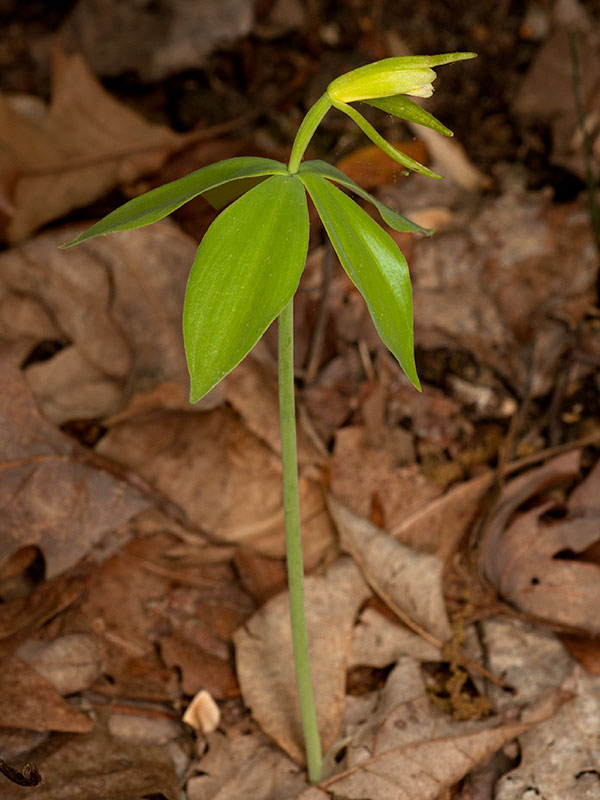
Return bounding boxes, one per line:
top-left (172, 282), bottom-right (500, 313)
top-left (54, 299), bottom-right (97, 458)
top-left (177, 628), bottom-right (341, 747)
top-left (1, 1), bottom-right (600, 799)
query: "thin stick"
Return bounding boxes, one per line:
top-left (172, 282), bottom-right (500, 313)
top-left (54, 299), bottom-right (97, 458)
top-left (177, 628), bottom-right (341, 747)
top-left (278, 299), bottom-right (323, 784)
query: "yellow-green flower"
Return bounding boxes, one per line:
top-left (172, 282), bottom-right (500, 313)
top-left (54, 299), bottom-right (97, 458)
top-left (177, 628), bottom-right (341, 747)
top-left (327, 52), bottom-right (476, 104)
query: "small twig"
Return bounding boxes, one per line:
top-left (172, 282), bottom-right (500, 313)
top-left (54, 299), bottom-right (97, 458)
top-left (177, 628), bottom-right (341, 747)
top-left (0, 759), bottom-right (41, 787)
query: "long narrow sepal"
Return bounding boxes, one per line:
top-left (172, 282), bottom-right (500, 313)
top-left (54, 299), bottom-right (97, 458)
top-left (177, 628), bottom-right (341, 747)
top-left (330, 98), bottom-right (442, 180)
top-left (364, 95), bottom-right (454, 137)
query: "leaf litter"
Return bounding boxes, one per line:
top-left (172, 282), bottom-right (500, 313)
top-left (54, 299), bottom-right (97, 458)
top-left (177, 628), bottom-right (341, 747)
top-left (2, 7), bottom-right (600, 799)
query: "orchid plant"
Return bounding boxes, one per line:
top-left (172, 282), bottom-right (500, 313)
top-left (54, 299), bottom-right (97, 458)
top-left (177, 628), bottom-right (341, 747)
top-left (63, 51), bottom-right (476, 784)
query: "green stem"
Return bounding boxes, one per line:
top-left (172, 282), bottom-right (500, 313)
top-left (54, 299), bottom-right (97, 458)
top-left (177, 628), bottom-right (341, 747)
top-left (278, 299), bottom-right (322, 785)
top-left (288, 93), bottom-right (332, 174)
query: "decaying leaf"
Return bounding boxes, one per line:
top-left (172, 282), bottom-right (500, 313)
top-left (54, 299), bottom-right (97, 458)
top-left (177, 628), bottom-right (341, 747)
top-left (349, 607), bottom-right (441, 669)
top-left (0, 355), bottom-right (150, 578)
top-left (329, 497), bottom-right (451, 643)
top-left (16, 633), bottom-right (105, 695)
top-left (233, 557), bottom-right (371, 763)
top-left (0, 656), bottom-right (93, 733)
top-left (481, 452), bottom-right (600, 633)
top-left (389, 470), bottom-right (494, 559)
top-left (0, 49), bottom-right (181, 243)
top-left (97, 406), bottom-right (335, 561)
top-left (187, 729), bottom-right (307, 800)
top-left (318, 657), bottom-right (565, 800)
top-left (330, 425), bottom-right (442, 529)
top-left (484, 617), bottom-right (600, 800)
top-left (0, 716), bottom-right (179, 800)
top-left (0, 223), bottom-right (196, 423)
top-left (411, 191), bottom-right (597, 394)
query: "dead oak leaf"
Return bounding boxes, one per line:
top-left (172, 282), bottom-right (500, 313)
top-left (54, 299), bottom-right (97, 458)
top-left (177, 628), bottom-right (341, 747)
top-left (0, 48), bottom-right (182, 243)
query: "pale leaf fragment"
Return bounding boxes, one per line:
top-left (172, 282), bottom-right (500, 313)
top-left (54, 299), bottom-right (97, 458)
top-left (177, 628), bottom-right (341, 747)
top-left (183, 689), bottom-right (221, 734)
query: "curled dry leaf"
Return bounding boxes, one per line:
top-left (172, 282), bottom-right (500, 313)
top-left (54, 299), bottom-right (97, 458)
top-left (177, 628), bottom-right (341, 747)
top-left (0, 355), bottom-right (150, 578)
top-left (481, 452), bottom-right (600, 633)
top-left (329, 496), bottom-right (451, 643)
top-left (0, 48), bottom-right (181, 243)
top-left (233, 557), bottom-right (371, 763)
top-left (318, 658), bottom-right (565, 800)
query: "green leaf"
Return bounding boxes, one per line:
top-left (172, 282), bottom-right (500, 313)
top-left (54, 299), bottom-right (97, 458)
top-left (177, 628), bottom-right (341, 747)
top-left (184, 174), bottom-right (309, 401)
top-left (300, 171), bottom-right (420, 389)
top-left (330, 98), bottom-right (442, 180)
top-left (364, 95), bottom-right (454, 137)
top-left (62, 157), bottom-right (288, 247)
top-left (299, 161), bottom-right (432, 235)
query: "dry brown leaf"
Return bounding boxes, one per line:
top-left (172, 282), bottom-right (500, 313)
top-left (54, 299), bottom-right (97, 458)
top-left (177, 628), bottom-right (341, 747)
top-left (329, 497), bottom-right (451, 643)
top-left (159, 633), bottom-right (239, 699)
top-left (349, 607), bottom-right (441, 669)
top-left (411, 192), bottom-right (597, 394)
top-left (59, 0), bottom-right (254, 81)
top-left (187, 729), bottom-right (307, 800)
top-left (334, 141), bottom-right (429, 189)
top-left (483, 617), bottom-right (600, 800)
top-left (107, 710), bottom-right (181, 746)
top-left (233, 557), bottom-right (371, 763)
top-left (330, 425), bottom-right (442, 529)
top-left (0, 655), bottom-right (92, 733)
top-left (0, 355), bottom-right (150, 579)
top-left (0, 49), bottom-right (181, 243)
top-left (225, 353), bottom-right (326, 468)
top-left (0, 223), bottom-right (196, 423)
top-left (317, 657), bottom-right (565, 800)
top-left (16, 633), bottom-right (105, 695)
top-left (389, 470), bottom-right (494, 559)
top-left (489, 505), bottom-right (600, 632)
top-left (0, 716), bottom-right (179, 800)
top-left (481, 451), bottom-right (600, 632)
top-left (97, 406), bottom-right (335, 561)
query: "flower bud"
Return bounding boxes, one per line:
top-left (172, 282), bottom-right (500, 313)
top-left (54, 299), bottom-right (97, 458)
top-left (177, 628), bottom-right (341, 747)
top-left (326, 52), bottom-right (476, 104)
top-left (328, 63), bottom-right (436, 103)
